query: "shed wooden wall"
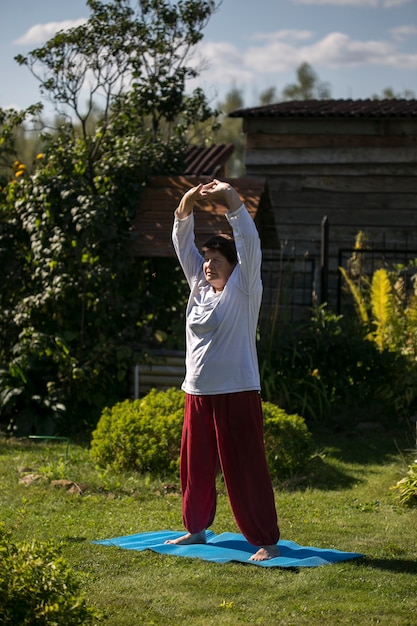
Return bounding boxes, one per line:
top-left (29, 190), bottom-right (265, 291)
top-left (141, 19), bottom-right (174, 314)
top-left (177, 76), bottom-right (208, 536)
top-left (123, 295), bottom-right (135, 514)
top-left (242, 116), bottom-right (417, 317)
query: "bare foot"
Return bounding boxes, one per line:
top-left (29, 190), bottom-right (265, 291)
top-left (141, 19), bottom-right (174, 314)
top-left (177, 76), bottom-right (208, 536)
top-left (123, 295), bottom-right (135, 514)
top-left (165, 530), bottom-right (207, 545)
top-left (249, 544), bottom-right (280, 562)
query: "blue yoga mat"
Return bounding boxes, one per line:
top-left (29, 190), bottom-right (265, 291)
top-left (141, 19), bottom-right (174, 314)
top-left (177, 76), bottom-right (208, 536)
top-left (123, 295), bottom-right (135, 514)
top-left (94, 530), bottom-right (363, 568)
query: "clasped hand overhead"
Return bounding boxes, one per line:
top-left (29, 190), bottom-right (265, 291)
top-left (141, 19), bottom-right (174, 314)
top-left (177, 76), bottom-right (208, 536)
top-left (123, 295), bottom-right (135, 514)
top-left (175, 179), bottom-right (241, 219)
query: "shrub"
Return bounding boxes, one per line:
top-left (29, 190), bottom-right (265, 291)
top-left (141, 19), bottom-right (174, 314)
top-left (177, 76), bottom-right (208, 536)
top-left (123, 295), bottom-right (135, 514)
top-left (260, 305), bottom-right (403, 425)
top-left (90, 388), bottom-right (185, 475)
top-left (0, 524), bottom-right (99, 625)
top-left (262, 402), bottom-right (314, 482)
top-left (91, 388), bottom-right (313, 482)
top-left (391, 461), bottom-right (417, 507)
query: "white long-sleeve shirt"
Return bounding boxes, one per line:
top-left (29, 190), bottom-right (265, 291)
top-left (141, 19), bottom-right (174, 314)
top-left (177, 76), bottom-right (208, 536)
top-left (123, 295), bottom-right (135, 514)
top-left (172, 204), bottom-right (262, 395)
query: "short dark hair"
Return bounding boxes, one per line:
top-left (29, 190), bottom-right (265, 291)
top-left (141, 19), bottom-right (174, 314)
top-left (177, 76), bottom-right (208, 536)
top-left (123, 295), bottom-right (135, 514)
top-left (201, 234), bottom-right (238, 265)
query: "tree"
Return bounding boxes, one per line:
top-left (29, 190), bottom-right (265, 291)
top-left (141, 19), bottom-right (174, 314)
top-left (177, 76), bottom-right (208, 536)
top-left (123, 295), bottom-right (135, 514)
top-left (0, 105), bottom-right (42, 177)
top-left (0, 0), bottom-right (219, 437)
top-left (16, 0), bottom-right (219, 181)
top-left (213, 87), bottom-right (245, 176)
top-left (372, 87), bottom-right (416, 100)
top-left (282, 62), bottom-right (331, 100)
top-left (259, 87), bottom-right (278, 106)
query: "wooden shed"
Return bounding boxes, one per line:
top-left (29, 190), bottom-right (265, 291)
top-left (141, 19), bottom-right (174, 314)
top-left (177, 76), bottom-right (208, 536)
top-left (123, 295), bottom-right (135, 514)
top-left (229, 99), bottom-right (417, 318)
top-left (131, 144), bottom-right (272, 256)
top-left (131, 174), bottom-right (275, 257)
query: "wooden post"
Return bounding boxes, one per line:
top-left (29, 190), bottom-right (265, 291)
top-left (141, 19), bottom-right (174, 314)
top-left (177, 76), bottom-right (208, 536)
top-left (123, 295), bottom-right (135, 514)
top-left (321, 216), bottom-right (329, 304)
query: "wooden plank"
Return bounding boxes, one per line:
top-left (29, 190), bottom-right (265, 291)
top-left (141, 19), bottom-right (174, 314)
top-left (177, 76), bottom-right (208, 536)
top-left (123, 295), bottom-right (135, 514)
top-left (279, 225), bottom-right (417, 245)
top-left (138, 381), bottom-right (183, 394)
top-left (276, 237), bottom-right (322, 254)
top-left (267, 175), bottom-right (417, 194)
top-left (243, 118), bottom-right (417, 136)
top-left (134, 214), bottom-right (231, 226)
top-left (246, 134), bottom-right (417, 150)
top-left (268, 192), bottom-right (417, 210)
top-left (140, 365), bottom-right (185, 376)
top-left (329, 228), bottom-right (417, 246)
top-left (245, 147), bottom-right (417, 166)
top-left (135, 352), bottom-right (186, 395)
top-left (140, 375), bottom-right (184, 386)
top-left (272, 224), bottom-right (417, 246)
top-left (271, 207), bottom-right (417, 226)
top-left (141, 175), bottom-right (266, 216)
top-left (245, 163), bottom-right (417, 177)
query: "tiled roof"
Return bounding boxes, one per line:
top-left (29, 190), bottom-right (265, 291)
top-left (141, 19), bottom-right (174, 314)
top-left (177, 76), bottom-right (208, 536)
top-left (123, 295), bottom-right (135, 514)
top-left (132, 175), bottom-right (267, 257)
top-left (229, 99), bottom-right (417, 119)
top-left (184, 144), bottom-right (234, 175)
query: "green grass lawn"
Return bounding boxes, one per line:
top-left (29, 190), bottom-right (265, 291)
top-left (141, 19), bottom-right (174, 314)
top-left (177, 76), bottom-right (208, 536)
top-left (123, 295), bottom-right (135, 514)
top-left (1, 428), bottom-right (416, 625)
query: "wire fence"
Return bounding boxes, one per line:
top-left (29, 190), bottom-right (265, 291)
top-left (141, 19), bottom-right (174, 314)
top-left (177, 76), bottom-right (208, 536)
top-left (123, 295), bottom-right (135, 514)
top-left (337, 247), bottom-right (417, 315)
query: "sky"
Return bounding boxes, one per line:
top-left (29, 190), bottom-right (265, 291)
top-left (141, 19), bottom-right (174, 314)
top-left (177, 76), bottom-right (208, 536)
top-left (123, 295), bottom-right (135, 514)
top-left (0, 0), bottom-right (416, 116)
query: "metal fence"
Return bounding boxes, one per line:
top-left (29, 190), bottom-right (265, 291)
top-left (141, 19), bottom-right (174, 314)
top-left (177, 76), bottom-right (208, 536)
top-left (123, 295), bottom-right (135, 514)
top-left (261, 245), bottom-right (417, 323)
top-left (337, 247), bottom-right (417, 315)
top-left (261, 249), bottom-right (316, 324)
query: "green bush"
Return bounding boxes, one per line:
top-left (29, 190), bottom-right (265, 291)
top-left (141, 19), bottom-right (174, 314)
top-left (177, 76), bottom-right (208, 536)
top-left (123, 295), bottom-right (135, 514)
top-left (260, 305), bottom-right (403, 425)
top-left (91, 388), bottom-right (313, 482)
top-left (262, 402), bottom-right (313, 482)
top-left (391, 461), bottom-right (417, 507)
top-left (0, 524), bottom-right (99, 625)
top-left (90, 388), bottom-right (185, 475)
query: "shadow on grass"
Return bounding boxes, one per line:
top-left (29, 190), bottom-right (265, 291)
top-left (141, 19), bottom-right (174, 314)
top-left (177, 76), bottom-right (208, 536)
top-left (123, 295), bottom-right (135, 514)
top-left (311, 429), bottom-right (413, 466)
top-left (281, 430), bottom-right (412, 492)
top-left (352, 556), bottom-right (417, 574)
top-left (303, 454), bottom-right (359, 490)
top-left (278, 455), bottom-right (359, 491)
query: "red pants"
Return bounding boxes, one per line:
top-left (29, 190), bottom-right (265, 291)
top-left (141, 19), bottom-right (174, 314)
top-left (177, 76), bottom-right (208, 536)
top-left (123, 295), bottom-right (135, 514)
top-left (180, 391), bottom-right (280, 547)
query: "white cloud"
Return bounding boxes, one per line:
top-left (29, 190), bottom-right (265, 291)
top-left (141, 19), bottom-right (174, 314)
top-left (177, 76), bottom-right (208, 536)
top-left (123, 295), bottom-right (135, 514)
top-left (195, 28), bottom-right (417, 90)
top-left (244, 40), bottom-right (303, 73)
top-left (13, 19), bottom-right (87, 46)
top-left (382, 0), bottom-right (412, 7)
top-left (250, 30), bottom-right (314, 43)
top-left (390, 24), bottom-right (417, 40)
top-left (244, 30), bottom-right (417, 72)
top-left (1, 102), bottom-right (26, 112)
top-left (193, 41), bottom-right (254, 86)
top-left (302, 32), bottom-right (396, 67)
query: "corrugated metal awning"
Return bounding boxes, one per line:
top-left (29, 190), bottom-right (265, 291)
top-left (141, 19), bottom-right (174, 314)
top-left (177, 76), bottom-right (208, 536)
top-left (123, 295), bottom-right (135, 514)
top-left (184, 144), bottom-right (234, 175)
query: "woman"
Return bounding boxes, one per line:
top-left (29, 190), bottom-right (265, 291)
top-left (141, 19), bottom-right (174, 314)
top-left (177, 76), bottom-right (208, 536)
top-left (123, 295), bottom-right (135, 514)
top-left (169, 179), bottom-right (280, 561)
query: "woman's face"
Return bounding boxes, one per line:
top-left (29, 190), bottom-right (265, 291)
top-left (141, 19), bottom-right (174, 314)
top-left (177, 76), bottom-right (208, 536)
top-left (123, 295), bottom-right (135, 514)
top-left (203, 249), bottom-right (235, 292)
